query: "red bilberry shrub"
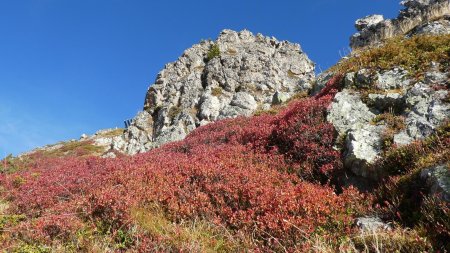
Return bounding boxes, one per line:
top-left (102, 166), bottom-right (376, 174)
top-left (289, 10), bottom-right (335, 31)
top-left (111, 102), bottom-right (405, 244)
top-left (0, 74), bottom-right (369, 250)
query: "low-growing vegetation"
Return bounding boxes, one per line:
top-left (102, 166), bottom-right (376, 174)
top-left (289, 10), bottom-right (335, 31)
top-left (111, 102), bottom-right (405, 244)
top-left (1, 41), bottom-right (448, 251)
top-left (373, 121), bottom-right (450, 251)
top-left (37, 140), bottom-right (105, 158)
top-left (211, 86), bottom-right (223, 97)
top-left (206, 43), bottom-right (221, 61)
top-left (331, 34), bottom-right (450, 77)
top-left (168, 106), bottom-right (182, 120)
top-left (0, 76), bottom-right (376, 251)
top-left (96, 128), bottom-right (124, 138)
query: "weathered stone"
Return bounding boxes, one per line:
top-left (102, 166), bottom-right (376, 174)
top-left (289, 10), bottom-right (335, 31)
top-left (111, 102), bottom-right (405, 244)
top-left (375, 68), bottom-right (410, 90)
top-left (355, 69), bottom-right (373, 88)
top-left (230, 92), bottom-right (257, 111)
top-left (311, 71), bottom-right (334, 95)
top-left (272, 91), bottom-right (290, 105)
top-left (344, 72), bottom-right (356, 87)
top-left (368, 92), bottom-right (405, 112)
top-left (413, 18), bottom-right (450, 35)
top-left (421, 164), bottom-right (450, 202)
top-left (424, 69), bottom-right (449, 84)
top-left (114, 29), bottom-right (315, 155)
top-left (355, 217), bottom-right (392, 232)
top-left (355, 15), bottom-right (385, 31)
top-left (350, 0), bottom-right (450, 49)
top-left (393, 131), bottom-right (415, 146)
top-left (345, 124), bottom-right (385, 178)
top-left (101, 152), bottom-right (117, 159)
top-left (403, 82), bottom-right (450, 140)
top-left (327, 90), bottom-right (375, 135)
top-left (199, 95), bottom-right (220, 121)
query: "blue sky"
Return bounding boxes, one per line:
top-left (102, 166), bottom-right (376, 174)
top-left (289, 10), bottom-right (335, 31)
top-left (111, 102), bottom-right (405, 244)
top-left (0, 0), bottom-right (402, 156)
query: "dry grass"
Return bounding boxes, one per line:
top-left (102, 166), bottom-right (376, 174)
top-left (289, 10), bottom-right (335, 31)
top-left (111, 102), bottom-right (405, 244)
top-left (96, 128), bottom-right (124, 138)
top-left (131, 205), bottom-right (250, 252)
top-left (39, 140), bottom-right (104, 158)
top-left (311, 228), bottom-right (431, 253)
top-left (168, 106), bottom-right (182, 120)
top-left (331, 34), bottom-right (450, 77)
top-left (211, 87), bottom-right (223, 97)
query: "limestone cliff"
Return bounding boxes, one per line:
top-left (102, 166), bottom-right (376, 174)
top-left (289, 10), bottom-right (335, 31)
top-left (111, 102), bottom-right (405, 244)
top-left (350, 0), bottom-right (450, 49)
top-left (114, 29), bottom-right (315, 155)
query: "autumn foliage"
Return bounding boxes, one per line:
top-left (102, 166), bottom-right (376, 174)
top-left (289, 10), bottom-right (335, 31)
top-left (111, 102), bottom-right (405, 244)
top-left (1, 76), bottom-right (372, 251)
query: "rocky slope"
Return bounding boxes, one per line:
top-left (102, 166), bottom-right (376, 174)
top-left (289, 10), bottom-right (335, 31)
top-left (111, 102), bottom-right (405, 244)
top-left (2, 0), bottom-right (450, 251)
top-left (112, 29), bottom-right (315, 155)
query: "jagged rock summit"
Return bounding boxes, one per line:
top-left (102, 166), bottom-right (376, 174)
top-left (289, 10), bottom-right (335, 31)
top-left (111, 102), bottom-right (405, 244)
top-left (350, 0), bottom-right (450, 49)
top-left (112, 29), bottom-right (315, 155)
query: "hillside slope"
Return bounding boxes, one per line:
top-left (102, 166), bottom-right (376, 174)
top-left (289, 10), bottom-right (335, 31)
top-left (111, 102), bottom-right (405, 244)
top-left (1, 0), bottom-right (450, 252)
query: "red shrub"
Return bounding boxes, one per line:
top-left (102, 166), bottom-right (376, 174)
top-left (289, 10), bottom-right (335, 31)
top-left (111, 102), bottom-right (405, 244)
top-left (0, 74), bottom-right (366, 250)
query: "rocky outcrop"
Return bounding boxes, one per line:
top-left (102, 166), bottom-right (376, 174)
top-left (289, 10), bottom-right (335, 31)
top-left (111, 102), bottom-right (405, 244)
top-left (327, 64), bottom-right (449, 179)
top-left (350, 0), bottom-right (450, 49)
top-left (421, 164), bottom-right (450, 202)
top-left (115, 29), bottom-right (315, 155)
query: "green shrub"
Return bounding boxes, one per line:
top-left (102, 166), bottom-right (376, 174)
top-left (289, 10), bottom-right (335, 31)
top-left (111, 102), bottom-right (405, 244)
top-left (206, 44), bottom-right (220, 61)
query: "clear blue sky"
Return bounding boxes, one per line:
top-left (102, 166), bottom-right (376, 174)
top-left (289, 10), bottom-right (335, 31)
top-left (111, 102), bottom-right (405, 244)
top-left (0, 0), bottom-right (401, 156)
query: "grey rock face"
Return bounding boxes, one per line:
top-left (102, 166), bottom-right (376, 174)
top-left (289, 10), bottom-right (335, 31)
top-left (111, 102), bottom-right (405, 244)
top-left (328, 65), bottom-right (449, 178)
top-left (403, 81), bottom-right (450, 141)
top-left (355, 217), bottom-right (392, 232)
top-left (327, 90), bottom-right (375, 135)
top-left (421, 164), bottom-right (450, 202)
top-left (328, 90), bottom-right (382, 177)
top-left (355, 15), bottom-right (385, 31)
top-left (375, 68), bottom-right (410, 90)
top-left (412, 18), bottom-right (450, 35)
top-left (345, 125), bottom-right (385, 178)
top-left (350, 0), bottom-right (450, 49)
top-left (344, 72), bottom-right (356, 87)
top-left (355, 69), bottom-right (373, 88)
top-left (272, 91), bottom-right (290, 105)
top-left (368, 92), bottom-right (405, 112)
top-left (115, 29), bottom-right (315, 154)
top-left (311, 71), bottom-right (334, 95)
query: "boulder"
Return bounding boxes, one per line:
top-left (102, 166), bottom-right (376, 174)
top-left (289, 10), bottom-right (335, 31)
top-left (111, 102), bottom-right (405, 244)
top-left (345, 125), bottom-right (385, 178)
top-left (327, 90), bottom-right (375, 134)
top-left (368, 92), bottom-right (405, 112)
top-left (272, 91), bottom-right (290, 105)
top-left (355, 216), bottom-right (392, 232)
